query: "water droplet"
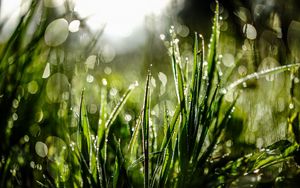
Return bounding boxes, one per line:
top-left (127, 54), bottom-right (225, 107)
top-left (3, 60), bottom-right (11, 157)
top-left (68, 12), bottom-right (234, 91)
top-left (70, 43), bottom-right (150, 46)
top-left (222, 53), bottom-right (235, 67)
top-left (242, 82), bottom-right (247, 88)
top-left (35, 110), bottom-right (44, 123)
top-left (102, 79), bottom-right (108, 86)
top-left (104, 66), bottom-right (112, 75)
top-left (289, 103), bottom-right (294, 109)
top-left (46, 73), bottom-right (69, 103)
top-left (12, 99), bottom-right (19, 109)
top-left (30, 161), bottom-right (35, 168)
top-left (24, 135), bottom-right (29, 142)
top-left (102, 44), bottom-right (115, 63)
top-left (68, 20), bottom-right (80, 33)
top-left (35, 141), bottom-right (48, 158)
top-left (243, 24), bottom-right (257, 40)
top-left (86, 74), bottom-right (94, 83)
top-left (125, 114), bottom-right (132, 122)
top-left (28, 81), bottom-right (39, 94)
top-left (44, 18), bottom-right (69, 47)
top-left (12, 113), bottom-right (18, 121)
top-left (159, 34), bottom-right (166, 40)
top-left (226, 140), bottom-right (233, 147)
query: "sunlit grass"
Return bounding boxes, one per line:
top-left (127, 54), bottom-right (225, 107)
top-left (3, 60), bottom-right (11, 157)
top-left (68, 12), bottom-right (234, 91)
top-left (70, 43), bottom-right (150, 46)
top-left (1, 1), bottom-right (300, 187)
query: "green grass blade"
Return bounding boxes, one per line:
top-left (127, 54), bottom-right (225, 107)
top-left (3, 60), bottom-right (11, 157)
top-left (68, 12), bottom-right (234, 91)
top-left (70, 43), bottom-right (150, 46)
top-left (128, 111), bottom-right (142, 154)
top-left (79, 90), bottom-right (92, 167)
top-left (105, 81), bottom-right (139, 136)
top-left (142, 72), bottom-right (151, 188)
top-left (224, 63), bottom-right (300, 92)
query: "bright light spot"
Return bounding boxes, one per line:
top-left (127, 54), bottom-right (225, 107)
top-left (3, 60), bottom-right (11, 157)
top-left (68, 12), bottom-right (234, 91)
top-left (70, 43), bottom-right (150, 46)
top-left (222, 53), bottom-right (235, 67)
top-left (102, 45), bottom-right (116, 63)
top-left (243, 24), bottom-right (257, 40)
top-left (44, 18), bottom-right (69, 47)
top-left (28, 81), bottom-right (39, 94)
top-left (85, 55), bottom-right (97, 69)
top-left (46, 73), bottom-right (70, 103)
top-left (160, 34), bottom-right (166, 40)
top-left (125, 114), bottom-right (132, 122)
top-left (68, 20), bottom-right (80, 32)
top-left (104, 67), bottom-right (112, 75)
top-left (42, 63), bottom-right (51, 79)
top-left (24, 135), bottom-right (30, 142)
top-left (86, 74), bottom-right (94, 83)
top-left (35, 141), bottom-right (48, 158)
top-left (74, 0), bottom-right (172, 38)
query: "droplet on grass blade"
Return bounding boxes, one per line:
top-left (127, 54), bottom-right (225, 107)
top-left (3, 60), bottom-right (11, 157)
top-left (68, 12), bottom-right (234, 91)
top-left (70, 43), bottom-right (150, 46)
top-left (44, 18), bottom-right (69, 47)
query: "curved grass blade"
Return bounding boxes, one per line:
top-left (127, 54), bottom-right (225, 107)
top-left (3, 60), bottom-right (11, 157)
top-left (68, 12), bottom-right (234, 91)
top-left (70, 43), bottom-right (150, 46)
top-left (128, 110), bottom-right (142, 154)
top-left (224, 63), bottom-right (300, 92)
top-left (105, 81), bottom-right (139, 137)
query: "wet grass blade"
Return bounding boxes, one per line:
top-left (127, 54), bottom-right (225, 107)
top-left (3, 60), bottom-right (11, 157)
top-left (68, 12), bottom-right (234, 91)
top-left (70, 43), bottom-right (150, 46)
top-left (142, 73), bottom-right (151, 188)
top-left (128, 111), bottom-right (142, 154)
top-left (225, 63), bottom-right (300, 91)
top-left (105, 81), bottom-right (138, 137)
top-left (79, 90), bottom-right (92, 167)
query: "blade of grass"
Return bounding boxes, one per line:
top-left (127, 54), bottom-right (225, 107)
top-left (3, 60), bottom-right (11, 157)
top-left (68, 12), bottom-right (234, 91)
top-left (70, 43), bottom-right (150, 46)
top-left (225, 63), bottom-right (300, 92)
top-left (142, 72), bottom-right (151, 188)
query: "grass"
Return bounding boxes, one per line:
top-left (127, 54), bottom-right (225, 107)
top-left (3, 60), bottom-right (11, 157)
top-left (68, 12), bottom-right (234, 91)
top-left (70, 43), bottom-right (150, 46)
top-left (1, 1), bottom-right (300, 187)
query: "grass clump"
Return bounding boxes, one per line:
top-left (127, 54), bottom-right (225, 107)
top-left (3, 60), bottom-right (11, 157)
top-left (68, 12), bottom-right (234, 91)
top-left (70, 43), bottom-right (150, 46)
top-left (1, 1), bottom-right (300, 188)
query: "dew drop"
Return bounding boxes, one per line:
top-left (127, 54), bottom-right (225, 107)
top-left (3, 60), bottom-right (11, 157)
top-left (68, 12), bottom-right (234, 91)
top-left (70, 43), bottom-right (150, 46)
top-left (160, 34), bottom-right (166, 40)
top-left (86, 74), bottom-right (94, 83)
